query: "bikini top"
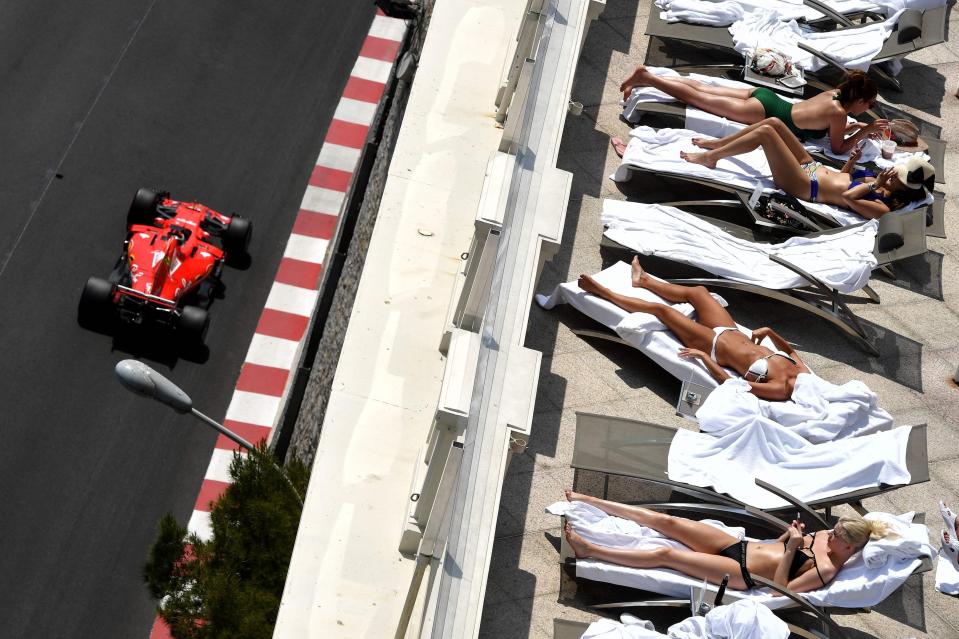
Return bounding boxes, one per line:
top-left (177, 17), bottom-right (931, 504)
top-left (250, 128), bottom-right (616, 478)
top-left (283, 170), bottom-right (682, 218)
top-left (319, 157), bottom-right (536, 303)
top-left (746, 351), bottom-right (797, 382)
top-left (850, 169), bottom-right (896, 207)
top-left (784, 531), bottom-right (826, 584)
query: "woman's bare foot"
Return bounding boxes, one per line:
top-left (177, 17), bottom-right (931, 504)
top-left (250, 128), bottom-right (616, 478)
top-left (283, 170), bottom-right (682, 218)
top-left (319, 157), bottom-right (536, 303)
top-left (630, 256), bottom-right (647, 288)
top-left (565, 489), bottom-right (593, 503)
top-left (619, 64), bottom-right (652, 100)
top-left (680, 150), bottom-right (717, 169)
top-left (610, 136), bottom-right (627, 158)
top-left (691, 137), bottom-right (720, 150)
top-left (565, 522), bottom-right (592, 559)
top-left (577, 274), bottom-right (605, 296)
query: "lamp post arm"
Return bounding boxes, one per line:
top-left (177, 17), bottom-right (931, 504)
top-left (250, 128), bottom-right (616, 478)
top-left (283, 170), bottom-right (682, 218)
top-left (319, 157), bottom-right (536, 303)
top-left (189, 409), bottom-right (303, 507)
top-left (191, 408), bottom-right (255, 450)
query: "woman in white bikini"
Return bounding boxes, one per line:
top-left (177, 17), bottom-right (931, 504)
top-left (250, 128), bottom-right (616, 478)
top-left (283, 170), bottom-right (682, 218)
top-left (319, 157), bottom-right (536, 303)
top-left (577, 256), bottom-right (808, 401)
top-left (563, 490), bottom-right (892, 593)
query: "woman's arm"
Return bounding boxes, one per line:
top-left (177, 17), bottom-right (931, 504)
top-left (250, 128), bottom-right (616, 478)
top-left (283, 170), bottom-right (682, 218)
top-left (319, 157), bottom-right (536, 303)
top-left (831, 117), bottom-right (888, 154)
top-left (772, 522), bottom-right (804, 587)
top-left (751, 327), bottom-right (795, 355)
top-left (746, 380), bottom-right (790, 401)
top-left (677, 348), bottom-right (730, 383)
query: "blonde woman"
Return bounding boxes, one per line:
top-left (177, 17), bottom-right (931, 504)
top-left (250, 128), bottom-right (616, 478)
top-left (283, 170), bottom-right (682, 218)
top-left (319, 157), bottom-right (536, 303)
top-left (563, 490), bottom-right (892, 593)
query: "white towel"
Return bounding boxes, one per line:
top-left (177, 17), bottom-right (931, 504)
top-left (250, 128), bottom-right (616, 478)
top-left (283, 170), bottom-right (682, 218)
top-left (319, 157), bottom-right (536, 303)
top-left (600, 200), bottom-right (878, 294)
top-left (550, 501), bottom-right (930, 609)
top-left (655, 0), bottom-right (745, 26)
top-left (935, 554), bottom-right (959, 595)
top-left (668, 404), bottom-right (911, 508)
top-left (579, 601), bottom-right (790, 639)
top-left (860, 511), bottom-right (936, 568)
top-left (729, 9), bottom-right (898, 72)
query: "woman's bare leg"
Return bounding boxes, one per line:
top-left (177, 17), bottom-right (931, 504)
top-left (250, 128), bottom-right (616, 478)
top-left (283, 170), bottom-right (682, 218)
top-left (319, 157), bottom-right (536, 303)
top-left (566, 491), bottom-right (739, 554)
top-left (681, 123), bottom-right (812, 198)
top-left (619, 66), bottom-right (764, 123)
top-left (630, 257), bottom-right (735, 329)
top-left (564, 524), bottom-right (749, 589)
top-left (577, 273), bottom-right (714, 351)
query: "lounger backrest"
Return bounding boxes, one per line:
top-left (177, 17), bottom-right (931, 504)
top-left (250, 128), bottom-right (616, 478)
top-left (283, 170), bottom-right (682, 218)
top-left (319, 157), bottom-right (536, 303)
top-left (875, 208), bottom-right (926, 266)
top-left (572, 412), bottom-right (675, 479)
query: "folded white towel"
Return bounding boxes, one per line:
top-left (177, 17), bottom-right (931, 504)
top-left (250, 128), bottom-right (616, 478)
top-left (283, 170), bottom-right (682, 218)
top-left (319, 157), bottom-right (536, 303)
top-left (655, 0), bottom-right (745, 26)
top-left (861, 511), bottom-right (936, 568)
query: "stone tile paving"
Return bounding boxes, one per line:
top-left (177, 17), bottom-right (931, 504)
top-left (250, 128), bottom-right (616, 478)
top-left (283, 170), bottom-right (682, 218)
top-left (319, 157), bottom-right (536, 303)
top-left (479, 1), bottom-right (959, 637)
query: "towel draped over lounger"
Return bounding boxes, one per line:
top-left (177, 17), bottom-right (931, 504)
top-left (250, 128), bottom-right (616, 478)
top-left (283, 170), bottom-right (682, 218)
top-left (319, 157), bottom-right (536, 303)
top-left (601, 200), bottom-right (878, 293)
top-left (579, 601), bottom-right (789, 639)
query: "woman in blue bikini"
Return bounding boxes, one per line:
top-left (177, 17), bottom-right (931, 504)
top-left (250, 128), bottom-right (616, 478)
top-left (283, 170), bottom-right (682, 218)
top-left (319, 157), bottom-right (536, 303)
top-left (577, 256), bottom-right (808, 402)
top-left (563, 491), bottom-right (893, 593)
top-left (679, 117), bottom-right (935, 220)
top-left (618, 65), bottom-right (885, 154)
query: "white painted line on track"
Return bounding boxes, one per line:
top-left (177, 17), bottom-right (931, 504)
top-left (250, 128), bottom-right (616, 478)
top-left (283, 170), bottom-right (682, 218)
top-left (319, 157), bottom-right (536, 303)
top-left (245, 333), bottom-right (302, 370)
top-left (316, 143), bottom-right (363, 172)
top-left (370, 14), bottom-right (407, 41)
top-left (188, 510), bottom-right (213, 541)
top-left (333, 98), bottom-right (378, 126)
top-left (301, 185), bottom-right (346, 215)
top-left (225, 390), bottom-right (283, 428)
top-left (284, 234), bottom-right (330, 264)
top-left (205, 448), bottom-right (239, 483)
top-left (351, 56), bottom-right (395, 84)
top-left (265, 282), bottom-right (319, 318)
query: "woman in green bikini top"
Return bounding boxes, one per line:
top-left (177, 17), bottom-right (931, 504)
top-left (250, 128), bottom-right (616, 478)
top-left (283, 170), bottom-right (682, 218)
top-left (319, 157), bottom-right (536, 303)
top-left (620, 66), bottom-right (886, 155)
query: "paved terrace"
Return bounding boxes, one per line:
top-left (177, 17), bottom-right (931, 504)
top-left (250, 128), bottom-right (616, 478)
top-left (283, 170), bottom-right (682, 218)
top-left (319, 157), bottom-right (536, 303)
top-left (480, 1), bottom-right (959, 638)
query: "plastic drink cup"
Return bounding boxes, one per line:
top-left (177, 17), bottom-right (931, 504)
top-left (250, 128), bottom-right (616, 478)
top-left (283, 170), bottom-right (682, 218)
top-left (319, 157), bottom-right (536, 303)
top-left (881, 139), bottom-right (896, 159)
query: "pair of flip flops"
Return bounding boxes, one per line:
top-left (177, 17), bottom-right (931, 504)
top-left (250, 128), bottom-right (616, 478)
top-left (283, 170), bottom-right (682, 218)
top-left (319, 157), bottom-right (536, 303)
top-left (940, 501), bottom-right (959, 568)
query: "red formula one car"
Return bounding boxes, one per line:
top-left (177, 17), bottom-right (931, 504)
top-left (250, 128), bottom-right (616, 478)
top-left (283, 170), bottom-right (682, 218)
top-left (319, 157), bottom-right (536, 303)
top-left (79, 188), bottom-right (251, 343)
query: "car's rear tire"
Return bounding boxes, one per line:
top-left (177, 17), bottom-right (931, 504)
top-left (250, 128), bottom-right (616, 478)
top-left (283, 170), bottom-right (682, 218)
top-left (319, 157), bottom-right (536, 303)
top-left (128, 188), bottom-right (160, 227)
top-left (78, 276), bottom-right (114, 328)
top-left (178, 305), bottom-right (209, 343)
top-left (223, 215), bottom-right (252, 255)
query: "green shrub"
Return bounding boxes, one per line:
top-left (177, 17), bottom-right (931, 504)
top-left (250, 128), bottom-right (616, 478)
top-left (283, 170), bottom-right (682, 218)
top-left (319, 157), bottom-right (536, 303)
top-left (144, 444), bottom-right (309, 639)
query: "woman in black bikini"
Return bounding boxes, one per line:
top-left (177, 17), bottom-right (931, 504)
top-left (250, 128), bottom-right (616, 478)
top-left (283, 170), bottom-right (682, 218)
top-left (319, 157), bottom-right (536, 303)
top-left (618, 66), bottom-right (885, 154)
top-left (679, 117), bottom-right (935, 220)
top-left (577, 256), bottom-right (808, 401)
top-left (563, 491), bottom-right (892, 593)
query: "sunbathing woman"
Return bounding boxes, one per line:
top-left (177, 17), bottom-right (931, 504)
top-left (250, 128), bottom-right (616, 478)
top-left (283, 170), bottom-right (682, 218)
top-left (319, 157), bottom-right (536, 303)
top-left (618, 65), bottom-right (885, 154)
top-left (678, 117), bottom-right (934, 219)
top-left (578, 257), bottom-right (808, 401)
top-left (563, 490), bottom-right (892, 593)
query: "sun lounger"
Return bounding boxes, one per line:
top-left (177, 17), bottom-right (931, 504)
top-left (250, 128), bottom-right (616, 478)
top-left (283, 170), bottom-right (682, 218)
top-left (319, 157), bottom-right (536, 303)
top-left (553, 496), bottom-right (934, 639)
top-left (645, 4), bottom-right (947, 90)
top-left (613, 125), bottom-right (943, 238)
top-left (619, 68), bottom-right (946, 185)
top-left (598, 200), bottom-right (926, 354)
top-left (570, 412), bottom-right (926, 514)
top-left (536, 264), bottom-right (905, 436)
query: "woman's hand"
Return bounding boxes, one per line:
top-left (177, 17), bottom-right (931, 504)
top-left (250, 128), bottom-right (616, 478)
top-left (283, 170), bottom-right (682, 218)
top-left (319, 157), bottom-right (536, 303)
top-left (864, 118), bottom-right (890, 138)
top-left (847, 144), bottom-right (863, 164)
top-left (785, 520), bottom-right (805, 550)
top-left (751, 327), bottom-right (772, 344)
top-left (678, 347), bottom-right (707, 361)
top-left (874, 167), bottom-right (896, 188)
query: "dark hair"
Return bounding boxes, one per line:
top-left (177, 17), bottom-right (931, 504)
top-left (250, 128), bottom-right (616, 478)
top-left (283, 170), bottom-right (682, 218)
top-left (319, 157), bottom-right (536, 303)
top-left (886, 183), bottom-right (928, 212)
top-left (836, 71), bottom-right (878, 108)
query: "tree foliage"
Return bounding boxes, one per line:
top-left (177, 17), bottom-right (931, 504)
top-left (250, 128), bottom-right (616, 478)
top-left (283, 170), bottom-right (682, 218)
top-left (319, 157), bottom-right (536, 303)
top-left (143, 444), bottom-right (309, 639)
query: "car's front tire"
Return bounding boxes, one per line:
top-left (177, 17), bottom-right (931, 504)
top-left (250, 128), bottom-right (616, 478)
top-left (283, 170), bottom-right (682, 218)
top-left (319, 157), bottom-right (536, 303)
top-left (178, 305), bottom-right (209, 343)
top-left (128, 188), bottom-right (160, 227)
top-left (223, 215), bottom-right (252, 255)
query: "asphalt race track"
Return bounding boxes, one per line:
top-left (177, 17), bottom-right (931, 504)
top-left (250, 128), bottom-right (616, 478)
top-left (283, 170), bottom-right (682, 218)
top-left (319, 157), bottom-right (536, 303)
top-left (0, 1), bottom-right (375, 636)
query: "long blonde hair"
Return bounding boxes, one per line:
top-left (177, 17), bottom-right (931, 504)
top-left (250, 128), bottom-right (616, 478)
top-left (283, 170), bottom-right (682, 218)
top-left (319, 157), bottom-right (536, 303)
top-left (837, 514), bottom-right (896, 548)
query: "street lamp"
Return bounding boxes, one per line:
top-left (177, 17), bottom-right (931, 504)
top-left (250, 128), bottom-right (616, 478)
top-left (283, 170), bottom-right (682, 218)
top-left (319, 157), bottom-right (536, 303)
top-left (115, 359), bottom-right (302, 505)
